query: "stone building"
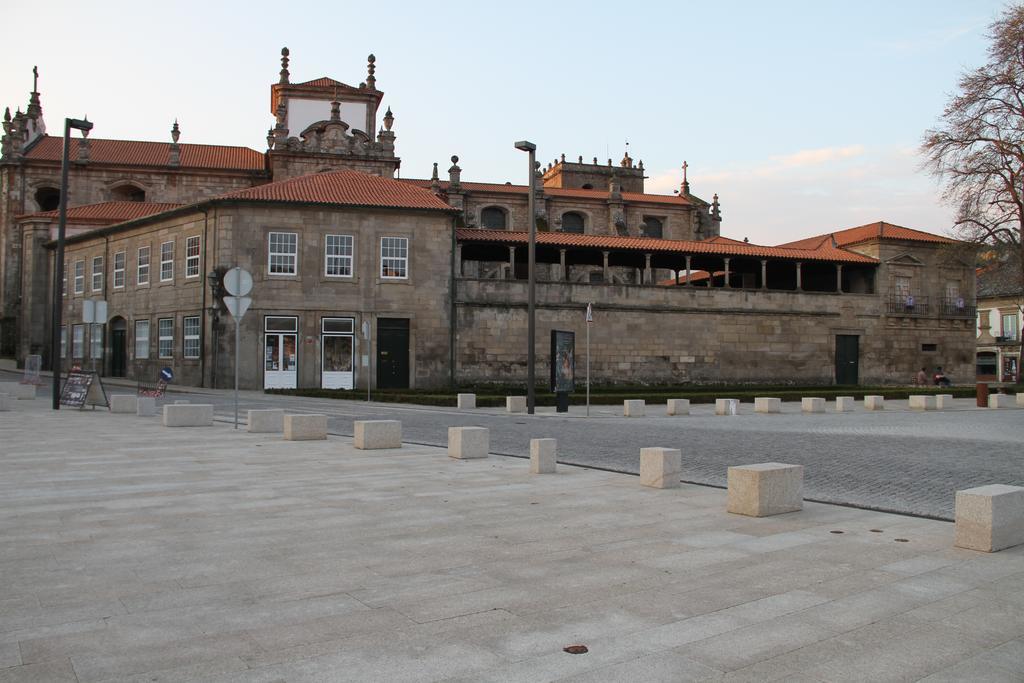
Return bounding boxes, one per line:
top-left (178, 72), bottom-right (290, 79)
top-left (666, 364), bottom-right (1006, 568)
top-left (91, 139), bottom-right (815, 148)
top-left (975, 259), bottom-right (1022, 383)
top-left (1, 51), bottom-right (979, 390)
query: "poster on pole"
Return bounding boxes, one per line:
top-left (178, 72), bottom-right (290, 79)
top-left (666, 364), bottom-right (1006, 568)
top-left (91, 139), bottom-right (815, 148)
top-left (550, 330), bottom-right (575, 393)
top-left (59, 371), bottom-right (110, 410)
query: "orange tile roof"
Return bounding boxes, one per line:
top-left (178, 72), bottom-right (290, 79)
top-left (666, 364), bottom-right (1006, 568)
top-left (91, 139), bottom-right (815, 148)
top-left (220, 169), bottom-right (456, 212)
top-left (456, 229), bottom-right (878, 263)
top-left (24, 136), bottom-right (265, 172)
top-left (778, 221), bottom-right (955, 250)
top-left (705, 235), bottom-right (752, 246)
top-left (18, 201), bottom-right (187, 225)
top-left (295, 77), bottom-right (352, 88)
top-left (401, 179), bottom-right (693, 206)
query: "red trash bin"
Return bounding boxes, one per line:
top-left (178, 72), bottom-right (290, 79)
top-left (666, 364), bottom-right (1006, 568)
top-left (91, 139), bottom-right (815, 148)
top-left (976, 382), bottom-right (989, 408)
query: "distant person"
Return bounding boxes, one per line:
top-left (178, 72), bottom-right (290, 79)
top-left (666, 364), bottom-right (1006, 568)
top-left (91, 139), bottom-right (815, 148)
top-left (915, 367), bottom-right (928, 386)
top-left (933, 366), bottom-right (951, 387)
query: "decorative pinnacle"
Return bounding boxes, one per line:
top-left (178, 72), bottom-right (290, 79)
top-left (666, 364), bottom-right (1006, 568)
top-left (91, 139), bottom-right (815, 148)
top-left (431, 162), bottom-right (439, 180)
top-left (383, 106), bottom-right (394, 131)
top-left (366, 54), bottom-right (376, 89)
top-left (3, 107), bottom-right (10, 123)
top-left (280, 47), bottom-right (290, 84)
top-left (32, 66), bottom-right (39, 93)
top-left (171, 119), bottom-right (180, 144)
top-left (81, 116), bottom-right (90, 138)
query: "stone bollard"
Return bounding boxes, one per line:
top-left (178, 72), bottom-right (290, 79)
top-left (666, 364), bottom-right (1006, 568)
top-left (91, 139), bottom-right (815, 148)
top-left (639, 447), bottom-right (682, 489)
top-left (715, 398), bottom-right (740, 416)
top-left (727, 463), bottom-right (804, 517)
top-left (284, 414), bottom-right (328, 441)
top-left (354, 420), bottom-right (402, 449)
top-left (989, 394), bottom-right (1015, 409)
top-left (666, 398), bottom-right (690, 416)
top-left (173, 399), bottom-right (191, 405)
top-left (1018, 393), bottom-right (1024, 407)
top-left (0, 382), bottom-right (35, 400)
top-left (623, 399), bottom-right (646, 417)
top-left (137, 396), bottom-right (157, 416)
top-left (457, 393), bottom-right (476, 410)
top-left (954, 485), bottom-right (1024, 552)
top-left (0, 394), bottom-right (11, 411)
top-left (835, 396), bottom-right (856, 412)
top-left (506, 396), bottom-right (527, 413)
top-left (247, 409), bottom-right (284, 433)
top-left (530, 438), bottom-right (557, 474)
top-left (110, 395), bottom-right (138, 414)
top-left (448, 426), bottom-right (489, 459)
top-left (801, 397), bottom-right (825, 413)
top-left (909, 395), bottom-right (936, 411)
top-left (754, 397), bottom-right (781, 414)
top-left (163, 404), bottom-right (214, 427)
top-left (935, 394), bottom-right (955, 410)
top-left (864, 395), bottom-right (885, 411)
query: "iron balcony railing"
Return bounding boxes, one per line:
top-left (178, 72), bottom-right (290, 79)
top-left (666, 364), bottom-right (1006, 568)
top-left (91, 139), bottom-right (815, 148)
top-left (938, 296), bottom-right (976, 319)
top-left (886, 294), bottom-right (929, 316)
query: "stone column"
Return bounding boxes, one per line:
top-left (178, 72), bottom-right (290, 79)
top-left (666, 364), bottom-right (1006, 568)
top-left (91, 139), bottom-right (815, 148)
top-left (559, 249), bottom-right (567, 281)
top-left (508, 246), bottom-right (516, 280)
top-left (723, 258), bottom-right (731, 289)
top-left (684, 255), bottom-right (691, 287)
top-left (836, 264), bottom-right (843, 294)
top-left (644, 253), bottom-right (652, 285)
top-left (602, 251), bottom-right (610, 283)
top-left (761, 259), bottom-right (768, 290)
top-left (795, 262), bottom-right (803, 291)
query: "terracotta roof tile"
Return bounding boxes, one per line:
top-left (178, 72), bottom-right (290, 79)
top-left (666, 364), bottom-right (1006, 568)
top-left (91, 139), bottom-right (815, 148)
top-left (294, 77), bottom-right (352, 88)
top-left (220, 169), bottom-right (456, 212)
top-left (401, 179), bottom-right (693, 206)
top-left (456, 229), bottom-right (878, 264)
top-left (778, 221), bottom-right (955, 249)
top-left (24, 136), bottom-right (265, 171)
top-left (18, 201), bottom-right (187, 225)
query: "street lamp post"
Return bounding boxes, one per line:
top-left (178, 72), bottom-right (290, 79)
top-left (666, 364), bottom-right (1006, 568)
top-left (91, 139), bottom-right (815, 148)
top-left (514, 140), bottom-right (537, 414)
top-left (50, 117), bottom-right (93, 410)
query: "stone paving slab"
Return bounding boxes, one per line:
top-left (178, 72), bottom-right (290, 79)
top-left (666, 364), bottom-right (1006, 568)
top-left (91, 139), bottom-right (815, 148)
top-left (1, 400), bottom-right (1023, 682)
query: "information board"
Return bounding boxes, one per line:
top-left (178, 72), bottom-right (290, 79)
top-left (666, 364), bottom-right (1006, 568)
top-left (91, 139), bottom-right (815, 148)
top-left (59, 371), bottom-right (110, 410)
top-left (550, 330), bottom-right (576, 393)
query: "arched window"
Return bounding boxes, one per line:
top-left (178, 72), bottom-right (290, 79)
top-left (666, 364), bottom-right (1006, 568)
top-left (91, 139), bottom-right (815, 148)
top-left (561, 212), bottom-right (585, 234)
top-left (111, 184), bottom-right (146, 202)
top-left (480, 206), bottom-right (507, 230)
top-left (643, 216), bottom-right (663, 239)
top-left (35, 187), bottom-right (61, 212)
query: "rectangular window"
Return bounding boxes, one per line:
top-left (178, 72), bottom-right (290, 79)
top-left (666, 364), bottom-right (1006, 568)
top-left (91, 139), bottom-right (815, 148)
top-left (160, 241), bottom-right (174, 282)
top-left (158, 318), bottom-right (174, 358)
top-left (325, 234), bottom-right (354, 277)
top-left (893, 276), bottom-right (911, 297)
top-left (113, 251), bottom-right (126, 289)
top-left (183, 316), bottom-right (200, 359)
top-left (135, 320), bottom-right (150, 359)
top-left (60, 326), bottom-right (67, 358)
top-left (72, 324), bottom-right (84, 358)
top-left (380, 236), bottom-right (408, 279)
top-left (268, 232), bottom-right (298, 275)
top-left (74, 260), bottom-right (85, 294)
top-left (185, 236), bottom-right (201, 278)
top-left (137, 246), bottom-right (151, 285)
top-left (90, 324), bottom-right (103, 359)
top-left (62, 265), bottom-right (68, 297)
top-left (92, 256), bottom-right (104, 292)
top-left (1003, 313), bottom-right (1019, 341)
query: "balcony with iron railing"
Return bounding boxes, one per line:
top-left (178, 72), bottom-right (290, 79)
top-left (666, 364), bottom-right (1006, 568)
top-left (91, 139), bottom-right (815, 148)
top-left (886, 294), bottom-right (977, 318)
top-left (886, 294), bottom-right (929, 316)
top-left (938, 295), bottom-right (977, 319)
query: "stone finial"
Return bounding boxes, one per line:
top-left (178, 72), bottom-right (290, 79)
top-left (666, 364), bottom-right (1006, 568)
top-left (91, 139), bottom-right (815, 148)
top-left (77, 118), bottom-right (91, 163)
top-left (430, 162), bottom-right (440, 193)
top-left (560, 153), bottom-right (565, 163)
top-left (448, 155), bottom-right (462, 188)
top-left (383, 106), bottom-right (394, 131)
top-left (711, 193), bottom-right (721, 220)
top-left (621, 151), bottom-right (632, 168)
top-left (578, 155), bottom-right (583, 163)
top-left (171, 119), bottom-right (180, 144)
top-left (330, 98), bottom-right (341, 122)
top-left (27, 66), bottom-right (42, 118)
top-left (366, 54), bottom-right (377, 89)
top-left (593, 156), bottom-right (598, 164)
top-left (681, 161), bottom-right (691, 196)
top-left (266, 128), bottom-right (275, 149)
top-left (279, 47), bottom-right (290, 84)
top-left (638, 159), bottom-right (644, 171)
top-left (169, 119), bottom-right (180, 166)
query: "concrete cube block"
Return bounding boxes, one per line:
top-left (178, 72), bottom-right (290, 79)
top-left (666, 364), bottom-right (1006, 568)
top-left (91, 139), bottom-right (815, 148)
top-left (666, 398), bottom-right (690, 416)
top-left (530, 438), bottom-right (557, 474)
top-left (623, 399), bottom-right (646, 417)
top-left (283, 414), bottom-right (328, 441)
top-left (354, 420), bottom-right (402, 449)
top-left (754, 397), bottom-right (781, 414)
top-left (935, 394), bottom-right (955, 410)
top-left (0, 382), bottom-right (35, 399)
top-left (247, 409), bottom-right (284, 433)
top-left (136, 396), bottom-right (157, 416)
top-left (1018, 393), bottom-right (1024, 407)
top-left (506, 396), bottom-right (527, 413)
top-left (0, 394), bottom-right (11, 411)
top-left (954, 484), bottom-right (1024, 552)
top-left (835, 396), bottom-right (855, 412)
top-left (989, 393), bottom-right (1015, 409)
top-left (864, 395), bottom-right (885, 411)
top-left (640, 447), bottom-right (682, 489)
top-left (163, 404), bottom-right (214, 427)
top-left (715, 398), bottom-right (739, 416)
top-left (801, 397), bottom-right (825, 413)
top-left (448, 426), bottom-right (489, 459)
top-left (110, 395), bottom-right (138, 414)
top-left (909, 395), bottom-right (936, 411)
top-left (457, 393), bottom-right (476, 409)
top-left (727, 463), bottom-right (804, 517)
top-left (174, 399), bottom-right (191, 405)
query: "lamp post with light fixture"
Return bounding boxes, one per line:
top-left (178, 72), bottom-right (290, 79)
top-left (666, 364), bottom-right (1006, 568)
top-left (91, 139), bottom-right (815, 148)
top-left (514, 140), bottom-right (537, 414)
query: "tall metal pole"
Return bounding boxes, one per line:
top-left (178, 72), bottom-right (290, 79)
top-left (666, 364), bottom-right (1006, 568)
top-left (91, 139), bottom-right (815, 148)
top-left (586, 310), bottom-right (591, 418)
top-left (234, 317), bottom-right (240, 429)
top-left (50, 121), bottom-right (72, 409)
top-left (526, 148), bottom-right (537, 414)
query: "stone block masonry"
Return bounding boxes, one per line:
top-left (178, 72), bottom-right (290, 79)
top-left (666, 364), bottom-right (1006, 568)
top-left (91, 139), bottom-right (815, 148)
top-left (909, 395), bottom-right (936, 411)
top-left (623, 400), bottom-right (645, 417)
top-left (284, 414), bottom-right (328, 441)
top-left (715, 398), bottom-right (739, 416)
top-left (666, 398), bottom-right (690, 416)
top-left (506, 396), bottom-right (526, 413)
top-left (530, 438), bottom-right (557, 474)
top-left (835, 396), bottom-right (855, 412)
top-left (247, 409), bottom-right (284, 433)
top-left (354, 420), bottom-right (402, 450)
top-left (754, 397), bottom-right (781, 413)
top-left (163, 404), bottom-right (214, 427)
top-left (727, 463), bottom-right (804, 517)
top-left (864, 395), bottom-right (885, 411)
top-left (448, 426), bottom-right (489, 459)
top-left (954, 484), bottom-right (1024, 552)
top-left (110, 395), bottom-right (138, 414)
top-left (457, 393), bottom-right (476, 409)
top-left (639, 447), bottom-right (681, 489)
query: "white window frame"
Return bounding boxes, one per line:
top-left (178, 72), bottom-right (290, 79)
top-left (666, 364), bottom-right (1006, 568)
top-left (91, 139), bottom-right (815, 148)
top-left (60, 326), bottom-right (67, 358)
top-left (62, 264), bottom-right (68, 297)
top-left (135, 319), bottom-right (150, 360)
top-left (268, 232), bottom-right (298, 275)
top-left (137, 246), bottom-right (151, 285)
top-left (90, 323), bottom-right (104, 359)
top-left (72, 324), bottom-right (84, 358)
top-left (183, 316), bottom-right (201, 359)
top-left (380, 236), bottom-right (409, 280)
top-left (113, 251), bottom-right (126, 289)
top-left (158, 318), bottom-right (174, 358)
top-left (325, 234), bottom-right (354, 277)
top-left (160, 240), bottom-right (174, 282)
top-left (74, 260), bottom-right (84, 294)
top-left (1003, 313), bottom-right (1020, 341)
top-left (185, 236), bottom-right (201, 279)
top-left (91, 256), bottom-right (104, 292)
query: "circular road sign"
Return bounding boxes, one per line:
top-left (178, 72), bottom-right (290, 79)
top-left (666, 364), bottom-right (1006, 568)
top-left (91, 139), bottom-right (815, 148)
top-left (223, 267), bottom-right (253, 297)
top-left (160, 367), bottom-right (174, 382)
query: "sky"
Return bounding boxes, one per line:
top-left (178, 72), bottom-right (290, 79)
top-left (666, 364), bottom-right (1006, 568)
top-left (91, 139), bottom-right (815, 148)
top-left (1, 0), bottom-right (1011, 244)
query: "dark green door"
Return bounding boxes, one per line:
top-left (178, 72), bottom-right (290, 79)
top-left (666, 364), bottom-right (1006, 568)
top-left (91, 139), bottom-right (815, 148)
top-left (377, 318), bottom-right (410, 389)
top-left (835, 335), bottom-right (859, 385)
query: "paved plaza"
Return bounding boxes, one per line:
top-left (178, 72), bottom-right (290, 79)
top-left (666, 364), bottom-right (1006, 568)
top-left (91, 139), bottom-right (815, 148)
top-left (2, 395), bottom-right (1024, 681)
